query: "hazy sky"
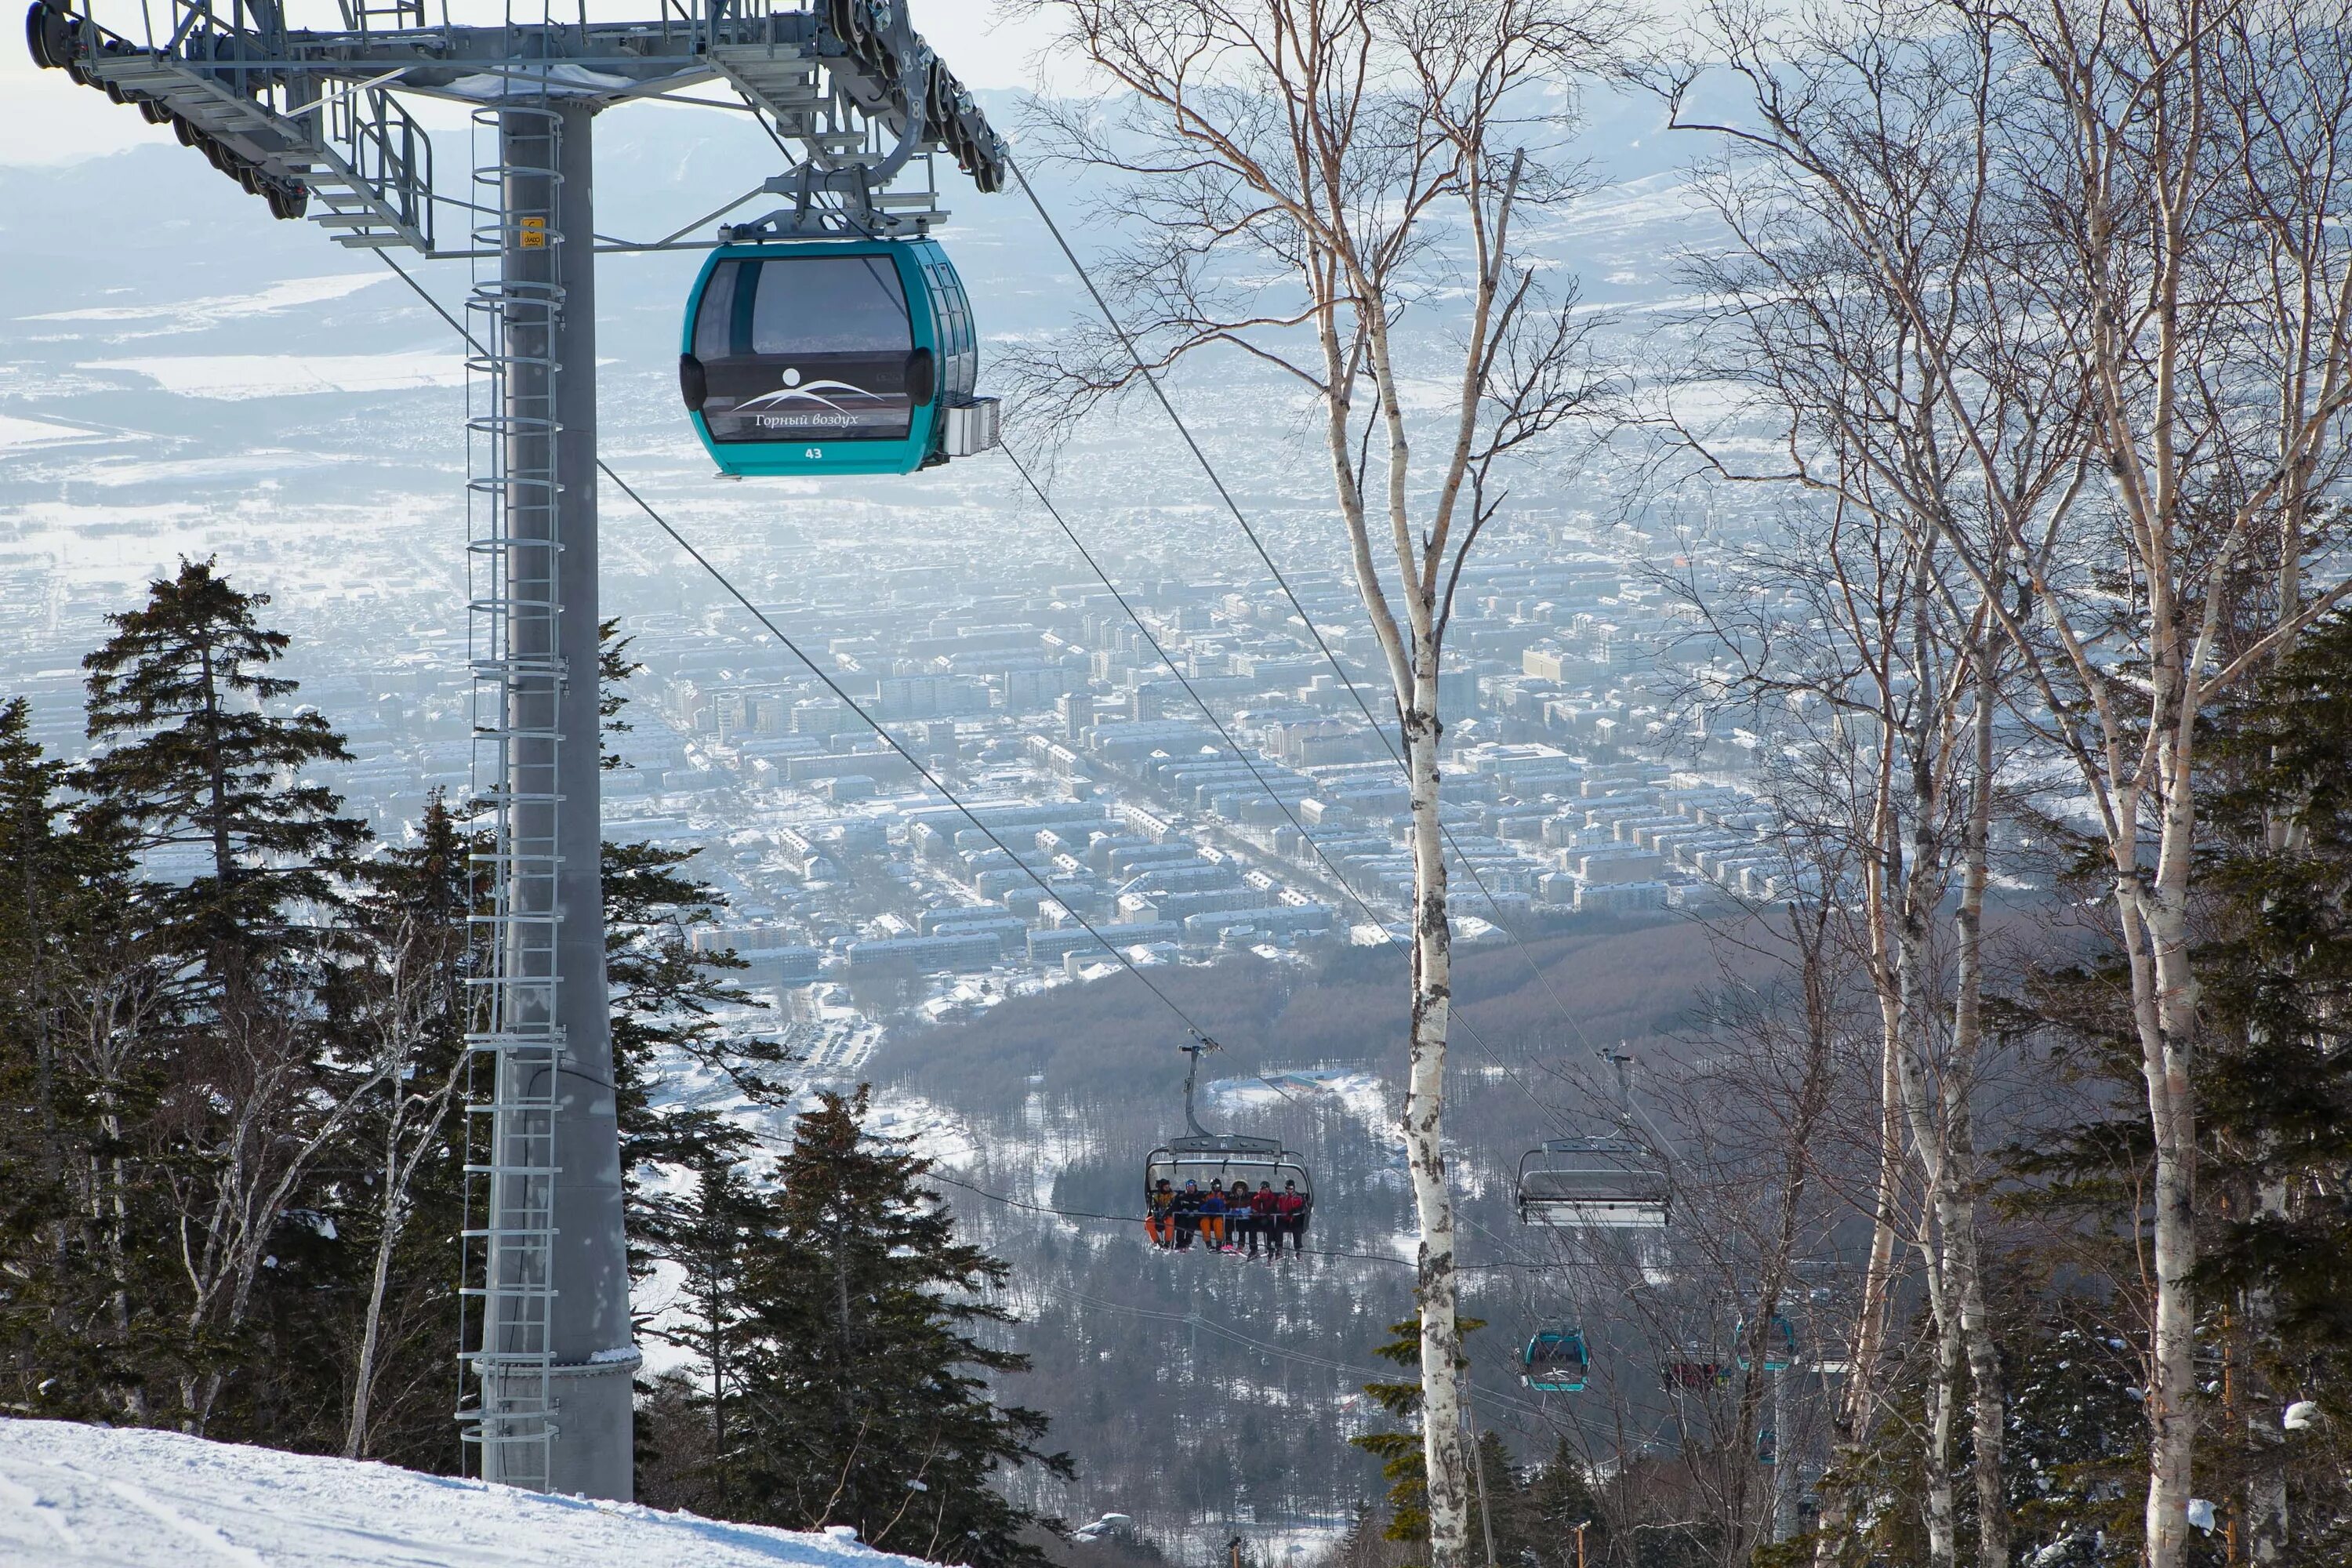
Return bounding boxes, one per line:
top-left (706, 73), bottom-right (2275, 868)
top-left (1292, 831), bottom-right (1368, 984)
top-left (0, 1), bottom-right (1062, 166)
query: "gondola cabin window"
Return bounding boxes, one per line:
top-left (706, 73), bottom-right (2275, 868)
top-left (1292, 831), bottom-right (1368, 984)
top-left (691, 255), bottom-right (918, 444)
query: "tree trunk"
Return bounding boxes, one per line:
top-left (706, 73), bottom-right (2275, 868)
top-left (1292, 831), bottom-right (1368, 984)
top-left (2244, 1178), bottom-right (2288, 1562)
top-left (1924, 1261), bottom-right (1963, 1568)
top-left (345, 1076), bottom-right (456, 1459)
top-left (1401, 647), bottom-right (1472, 1568)
top-left (343, 1130), bottom-right (407, 1459)
top-left (2131, 846), bottom-right (2201, 1568)
top-left (1818, 749), bottom-right (1914, 1568)
top-left (1891, 763), bottom-right (1957, 1568)
top-left (89, 1024), bottom-right (148, 1423)
top-left (1813, 1016), bottom-right (1906, 1568)
top-left (1952, 645), bottom-right (2008, 1568)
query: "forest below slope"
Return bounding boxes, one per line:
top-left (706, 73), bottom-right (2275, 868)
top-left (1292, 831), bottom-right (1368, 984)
top-left (867, 920), bottom-right (1746, 1547)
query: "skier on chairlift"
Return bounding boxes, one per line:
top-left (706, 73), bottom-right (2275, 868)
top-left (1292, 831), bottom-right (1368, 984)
top-left (1247, 1180), bottom-right (1278, 1258)
top-left (1274, 1179), bottom-right (1308, 1254)
top-left (1147, 1178), bottom-right (1177, 1248)
top-left (1200, 1181), bottom-right (1231, 1252)
top-left (1173, 1180), bottom-right (1202, 1250)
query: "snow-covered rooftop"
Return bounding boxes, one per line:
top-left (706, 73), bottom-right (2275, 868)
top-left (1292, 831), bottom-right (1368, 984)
top-left (0, 1417), bottom-right (949, 1568)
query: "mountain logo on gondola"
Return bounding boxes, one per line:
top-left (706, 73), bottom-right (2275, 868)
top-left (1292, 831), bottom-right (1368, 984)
top-left (735, 366), bottom-right (890, 413)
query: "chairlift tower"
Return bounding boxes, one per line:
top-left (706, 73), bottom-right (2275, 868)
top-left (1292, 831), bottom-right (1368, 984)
top-left (27, 0), bottom-right (1007, 1499)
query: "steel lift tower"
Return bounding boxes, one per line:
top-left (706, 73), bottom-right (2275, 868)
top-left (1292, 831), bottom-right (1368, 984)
top-left (26, 0), bottom-right (1007, 1499)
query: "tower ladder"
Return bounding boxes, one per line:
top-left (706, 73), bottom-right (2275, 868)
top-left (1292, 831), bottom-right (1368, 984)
top-left (456, 93), bottom-right (568, 1494)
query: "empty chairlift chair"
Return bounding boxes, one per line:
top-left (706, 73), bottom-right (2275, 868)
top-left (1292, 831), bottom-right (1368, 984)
top-left (1516, 1138), bottom-right (1671, 1229)
top-left (1521, 1328), bottom-right (1591, 1393)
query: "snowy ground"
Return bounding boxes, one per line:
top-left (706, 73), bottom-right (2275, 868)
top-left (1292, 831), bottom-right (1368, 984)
top-left (1204, 1067), bottom-right (1394, 1146)
top-left (0, 1418), bottom-right (943, 1568)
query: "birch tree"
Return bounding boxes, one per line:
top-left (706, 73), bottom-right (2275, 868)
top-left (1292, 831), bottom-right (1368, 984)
top-left (1646, 14), bottom-right (2085, 1552)
top-left (1969, 11), bottom-right (2352, 1561)
top-left (1014, 6), bottom-right (1621, 1558)
top-left (339, 797), bottom-right (473, 1460)
top-left (1659, 3), bottom-right (2352, 1563)
top-left (1661, 486), bottom-right (2016, 1567)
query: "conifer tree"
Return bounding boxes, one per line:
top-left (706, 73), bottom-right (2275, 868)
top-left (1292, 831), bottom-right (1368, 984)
top-left (596, 620), bottom-right (788, 1247)
top-left (0, 695), bottom-right (162, 1418)
top-left (0, 695), bottom-right (76, 1243)
top-left (1351, 1318), bottom-right (1483, 1543)
top-left (0, 685), bottom-right (180, 1422)
top-left (78, 557), bottom-right (365, 958)
top-left (1515, 1439), bottom-right (1606, 1568)
top-left (639, 1145), bottom-right (773, 1507)
top-left (600, 616), bottom-right (637, 772)
top-left (2186, 612), bottom-right (2352, 1561)
top-left (71, 560), bottom-right (375, 1433)
top-left (607, 835), bottom-right (777, 1173)
top-left (2007, 611), bottom-right (2352, 1561)
top-left (729, 1089), bottom-right (1069, 1566)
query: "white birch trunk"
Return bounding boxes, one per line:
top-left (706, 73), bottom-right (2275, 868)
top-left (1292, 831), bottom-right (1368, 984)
top-left (1402, 648), bottom-right (1472, 1568)
top-left (2134, 816), bottom-right (2201, 1568)
top-left (1953, 654), bottom-right (2007, 1568)
top-left (1890, 714), bottom-right (1957, 1568)
top-left (1812, 1014), bottom-right (1906, 1568)
top-left (345, 1069), bottom-right (459, 1459)
top-left (1923, 1260), bottom-right (1962, 1568)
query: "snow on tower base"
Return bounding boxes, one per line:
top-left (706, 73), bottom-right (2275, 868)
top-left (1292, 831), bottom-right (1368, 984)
top-left (0, 1418), bottom-right (938, 1568)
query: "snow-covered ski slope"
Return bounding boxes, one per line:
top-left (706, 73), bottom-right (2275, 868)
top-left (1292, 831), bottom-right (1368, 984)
top-left (0, 1417), bottom-right (937, 1568)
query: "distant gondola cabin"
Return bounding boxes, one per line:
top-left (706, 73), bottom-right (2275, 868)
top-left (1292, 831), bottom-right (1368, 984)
top-left (1522, 1329), bottom-right (1590, 1393)
top-left (1735, 1313), bottom-right (1798, 1373)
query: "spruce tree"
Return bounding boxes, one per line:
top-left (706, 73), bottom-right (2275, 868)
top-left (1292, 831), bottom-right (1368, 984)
top-left (0, 695), bottom-right (162, 1418)
top-left (638, 1144), bottom-right (774, 1508)
top-left (1351, 1317), bottom-right (1483, 1542)
top-left (600, 616), bottom-right (637, 772)
top-left (596, 617), bottom-right (805, 1501)
top-left (0, 684), bottom-right (186, 1423)
top-left (2188, 611), bottom-right (2352, 1563)
top-left (597, 620), bottom-right (789, 1250)
top-left (0, 695), bottom-right (75, 1234)
top-left (729, 1089), bottom-right (1069, 1566)
top-left (607, 836), bottom-right (779, 1174)
top-left (78, 557), bottom-right (366, 959)
top-left (1464, 1432), bottom-right (1610, 1568)
top-left (1515, 1439), bottom-right (1606, 1568)
top-left (70, 560), bottom-right (374, 1434)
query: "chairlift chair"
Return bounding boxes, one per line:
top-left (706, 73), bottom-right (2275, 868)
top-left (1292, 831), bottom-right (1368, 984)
top-left (1521, 1328), bottom-right (1591, 1393)
top-left (1662, 1349), bottom-right (1732, 1391)
top-left (1143, 1044), bottom-right (1312, 1216)
top-left (1516, 1138), bottom-right (1671, 1229)
top-left (1144, 1133), bottom-right (1313, 1204)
